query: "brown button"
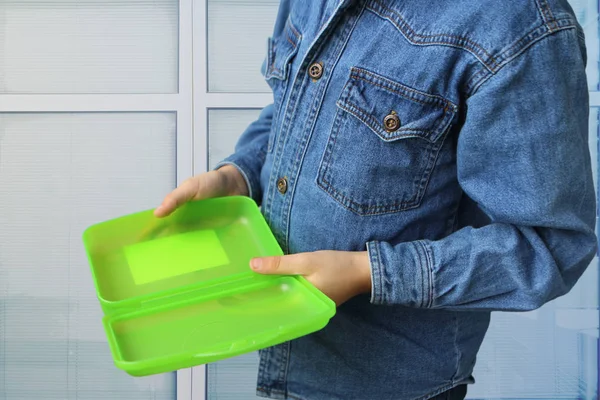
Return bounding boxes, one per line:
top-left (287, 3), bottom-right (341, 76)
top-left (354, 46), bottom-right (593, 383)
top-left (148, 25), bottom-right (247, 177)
top-left (277, 177), bottom-right (288, 194)
top-left (383, 111), bottom-right (400, 132)
top-left (308, 62), bottom-right (324, 80)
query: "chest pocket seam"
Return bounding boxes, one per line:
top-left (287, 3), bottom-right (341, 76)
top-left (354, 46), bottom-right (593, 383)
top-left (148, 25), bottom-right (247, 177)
top-left (317, 67), bottom-right (458, 216)
top-left (338, 68), bottom-right (458, 143)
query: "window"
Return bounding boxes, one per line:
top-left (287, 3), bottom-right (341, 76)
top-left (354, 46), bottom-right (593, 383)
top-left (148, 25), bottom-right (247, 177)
top-left (0, 1), bottom-right (192, 399)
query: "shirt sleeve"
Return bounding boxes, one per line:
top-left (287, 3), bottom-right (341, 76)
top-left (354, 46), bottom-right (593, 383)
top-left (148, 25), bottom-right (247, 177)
top-left (367, 28), bottom-right (598, 311)
top-left (215, 104), bottom-right (273, 204)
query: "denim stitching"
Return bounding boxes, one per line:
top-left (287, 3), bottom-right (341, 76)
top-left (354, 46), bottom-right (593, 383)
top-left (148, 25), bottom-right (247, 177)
top-left (257, 387), bottom-right (307, 400)
top-left (378, 242), bottom-right (385, 304)
top-left (317, 177), bottom-right (422, 215)
top-left (338, 68), bottom-right (458, 141)
top-left (467, 23), bottom-right (576, 95)
top-left (465, 66), bottom-right (491, 95)
top-left (339, 102), bottom-right (439, 140)
top-left (265, 35), bottom-right (305, 223)
top-left (367, 242), bottom-right (380, 304)
top-left (499, 17), bottom-right (573, 64)
top-left (367, 0), bottom-right (496, 62)
top-left (351, 74), bottom-right (451, 110)
top-left (266, 15), bottom-right (321, 223)
top-left (257, 347), bottom-right (269, 387)
top-left (411, 240), bottom-right (426, 308)
top-left (265, 18), bottom-right (303, 83)
top-left (425, 242), bottom-right (434, 309)
top-left (338, 86), bottom-right (456, 143)
top-left (288, 16), bottom-right (301, 41)
top-left (414, 241), bottom-right (426, 308)
top-left (351, 67), bottom-right (458, 110)
top-left (285, 19), bottom-right (301, 47)
top-left (268, 0), bottom-right (355, 223)
top-left (451, 312), bottom-right (461, 384)
top-left (268, 56), bottom-right (297, 153)
top-left (321, 107), bottom-right (345, 186)
top-left (318, 71), bottom-right (452, 216)
top-left (277, 342), bottom-right (291, 392)
top-left (267, 17), bottom-right (303, 153)
top-left (316, 139), bottom-right (445, 216)
top-left (534, 0), bottom-right (558, 32)
top-left (345, 87), bottom-right (447, 120)
top-left (318, 80), bottom-right (426, 214)
top-left (412, 134), bottom-right (445, 210)
top-left (366, 0), bottom-right (498, 71)
top-left (367, 241), bottom-right (382, 304)
top-left (411, 383), bottom-right (457, 400)
top-left (282, 3), bottom-right (365, 249)
top-left (418, 240), bottom-right (434, 308)
top-left (316, 116), bottom-right (442, 215)
top-left (286, 35), bottom-right (295, 48)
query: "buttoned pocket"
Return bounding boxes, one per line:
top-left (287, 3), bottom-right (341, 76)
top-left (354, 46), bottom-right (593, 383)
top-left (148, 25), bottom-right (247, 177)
top-left (264, 16), bottom-right (301, 153)
top-left (317, 67), bottom-right (458, 216)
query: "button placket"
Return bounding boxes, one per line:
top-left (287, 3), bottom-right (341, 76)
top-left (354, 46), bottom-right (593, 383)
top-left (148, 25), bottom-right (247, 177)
top-left (262, 1), bottom-right (364, 254)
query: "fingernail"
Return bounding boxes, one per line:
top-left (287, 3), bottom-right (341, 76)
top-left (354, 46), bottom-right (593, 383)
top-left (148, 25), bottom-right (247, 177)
top-left (250, 258), bottom-right (263, 271)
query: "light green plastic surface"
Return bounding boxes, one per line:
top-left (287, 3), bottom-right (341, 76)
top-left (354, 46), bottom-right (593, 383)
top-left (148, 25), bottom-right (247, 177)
top-left (82, 196), bottom-right (336, 376)
top-left (125, 230), bottom-right (230, 285)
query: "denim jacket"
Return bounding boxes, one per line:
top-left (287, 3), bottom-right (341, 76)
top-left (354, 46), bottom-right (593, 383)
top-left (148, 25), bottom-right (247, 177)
top-left (216, 1), bottom-right (598, 399)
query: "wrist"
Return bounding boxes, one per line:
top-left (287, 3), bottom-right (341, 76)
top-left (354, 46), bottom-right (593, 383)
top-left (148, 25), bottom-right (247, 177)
top-left (351, 251), bottom-right (372, 296)
top-left (217, 165), bottom-right (249, 197)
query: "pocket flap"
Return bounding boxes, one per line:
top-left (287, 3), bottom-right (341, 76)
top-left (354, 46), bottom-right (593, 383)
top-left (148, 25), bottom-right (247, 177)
top-left (264, 17), bottom-right (302, 81)
top-left (336, 67), bottom-right (458, 143)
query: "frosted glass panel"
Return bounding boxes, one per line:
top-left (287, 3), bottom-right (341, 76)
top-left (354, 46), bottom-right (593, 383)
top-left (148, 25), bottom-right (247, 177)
top-left (207, 108), bottom-right (262, 400)
top-left (207, 354), bottom-right (261, 399)
top-left (207, 0), bottom-right (278, 93)
top-left (208, 109), bottom-right (262, 169)
top-left (0, 113), bottom-right (177, 399)
top-left (571, 0), bottom-right (600, 90)
top-left (0, 1), bottom-right (178, 94)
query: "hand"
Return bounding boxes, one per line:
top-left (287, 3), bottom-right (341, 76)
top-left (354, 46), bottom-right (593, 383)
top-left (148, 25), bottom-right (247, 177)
top-left (154, 165), bottom-right (248, 217)
top-left (250, 251), bottom-right (372, 306)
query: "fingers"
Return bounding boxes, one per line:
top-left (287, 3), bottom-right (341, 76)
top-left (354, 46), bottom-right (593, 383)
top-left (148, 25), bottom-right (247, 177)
top-left (154, 167), bottom-right (249, 218)
top-left (154, 178), bottom-right (200, 217)
top-left (250, 253), bottom-right (315, 276)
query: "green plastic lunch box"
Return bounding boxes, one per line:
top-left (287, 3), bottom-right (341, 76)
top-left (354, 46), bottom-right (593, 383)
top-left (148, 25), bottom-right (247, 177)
top-left (82, 196), bottom-right (336, 377)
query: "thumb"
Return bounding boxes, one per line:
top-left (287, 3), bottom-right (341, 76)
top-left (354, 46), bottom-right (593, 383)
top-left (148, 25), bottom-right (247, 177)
top-left (250, 253), bottom-right (313, 276)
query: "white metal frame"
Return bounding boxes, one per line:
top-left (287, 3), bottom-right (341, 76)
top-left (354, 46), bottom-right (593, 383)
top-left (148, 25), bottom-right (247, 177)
top-left (0, 0), bottom-right (194, 399)
top-left (192, 0), bottom-right (272, 177)
top-left (190, 0), bottom-right (271, 398)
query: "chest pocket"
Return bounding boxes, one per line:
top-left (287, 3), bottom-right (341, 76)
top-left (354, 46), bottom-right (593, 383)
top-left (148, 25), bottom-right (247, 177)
top-left (317, 67), bottom-right (458, 216)
top-left (263, 16), bottom-right (301, 153)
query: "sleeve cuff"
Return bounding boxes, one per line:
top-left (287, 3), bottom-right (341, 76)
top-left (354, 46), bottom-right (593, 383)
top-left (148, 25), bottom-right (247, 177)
top-left (214, 158), bottom-right (262, 204)
top-left (367, 240), bottom-right (434, 308)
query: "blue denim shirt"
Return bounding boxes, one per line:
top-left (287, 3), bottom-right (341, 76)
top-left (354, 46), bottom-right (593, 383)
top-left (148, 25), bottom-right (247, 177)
top-left (217, 1), bottom-right (598, 399)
